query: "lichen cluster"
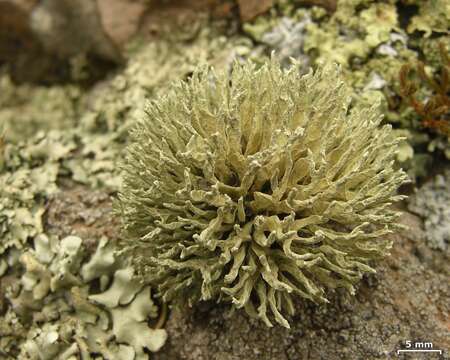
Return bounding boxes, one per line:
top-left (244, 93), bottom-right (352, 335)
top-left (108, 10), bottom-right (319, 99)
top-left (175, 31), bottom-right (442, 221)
top-left (1, 235), bottom-right (167, 359)
top-left (118, 59), bottom-right (409, 328)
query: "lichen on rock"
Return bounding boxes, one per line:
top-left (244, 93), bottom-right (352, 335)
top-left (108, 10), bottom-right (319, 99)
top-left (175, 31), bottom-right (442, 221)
top-left (118, 59), bottom-right (409, 328)
top-left (260, 14), bottom-right (311, 68)
top-left (408, 170), bottom-right (450, 252)
top-left (1, 233), bottom-right (167, 359)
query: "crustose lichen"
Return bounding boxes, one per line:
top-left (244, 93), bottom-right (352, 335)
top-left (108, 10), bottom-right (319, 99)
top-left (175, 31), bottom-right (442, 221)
top-left (117, 59), bottom-right (409, 328)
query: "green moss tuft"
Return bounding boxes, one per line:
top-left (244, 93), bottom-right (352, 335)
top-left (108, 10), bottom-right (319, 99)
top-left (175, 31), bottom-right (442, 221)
top-left (117, 59), bottom-right (409, 328)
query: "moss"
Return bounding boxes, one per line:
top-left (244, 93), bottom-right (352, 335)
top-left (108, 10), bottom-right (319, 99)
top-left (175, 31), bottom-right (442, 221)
top-left (118, 59), bottom-right (409, 328)
top-left (398, 41), bottom-right (450, 159)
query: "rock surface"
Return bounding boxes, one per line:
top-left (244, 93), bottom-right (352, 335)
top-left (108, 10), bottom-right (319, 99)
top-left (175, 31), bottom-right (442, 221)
top-left (31, 0), bottom-right (121, 61)
top-left (45, 186), bottom-right (120, 253)
top-left (97, 0), bottom-right (148, 47)
top-left (238, 0), bottom-right (273, 22)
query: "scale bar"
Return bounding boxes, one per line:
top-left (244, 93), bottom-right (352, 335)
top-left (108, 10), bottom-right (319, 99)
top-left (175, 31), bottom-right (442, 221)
top-left (397, 349), bottom-right (442, 354)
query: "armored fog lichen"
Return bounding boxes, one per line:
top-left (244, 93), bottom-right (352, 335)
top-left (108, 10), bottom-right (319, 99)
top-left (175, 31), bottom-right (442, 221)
top-left (118, 60), bottom-right (409, 328)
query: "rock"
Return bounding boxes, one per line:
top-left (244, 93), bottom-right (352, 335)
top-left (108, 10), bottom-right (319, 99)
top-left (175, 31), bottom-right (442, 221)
top-left (96, 0), bottom-right (148, 47)
top-left (45, 186), bottom-right (120, 253)
top-left (238, 0), bottom-right (273, 22)
top-left (30, 0), bottom-right (122, 62)
top-left (0, 0), bottom-right (37, 44)
top-left (0, 0), bottom-right (39, 71)
top-left (0, 0), bottom-right (123, 83)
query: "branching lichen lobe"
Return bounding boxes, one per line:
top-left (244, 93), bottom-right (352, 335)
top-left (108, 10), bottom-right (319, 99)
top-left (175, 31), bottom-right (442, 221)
top-left (118, 59), bottom-right (409, 328)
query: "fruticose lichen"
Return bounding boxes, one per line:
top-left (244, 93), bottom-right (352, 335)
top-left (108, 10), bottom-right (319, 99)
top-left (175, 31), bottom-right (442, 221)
top-left (118, 59), bottom-right (409, 328)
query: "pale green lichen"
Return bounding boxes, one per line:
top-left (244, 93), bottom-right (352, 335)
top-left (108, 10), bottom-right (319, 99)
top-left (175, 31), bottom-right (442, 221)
top-left (118, 59), bottom-right (409, 328)
top-left (0, 131), bottom-right (74, 254)
top-left (303, 1), bottom-right (398, 67)
top-left (0, 75), bottom-right (80, 143)
top-left (406, 0), bottom-right (450, 37)
top-left (1, 234), bottom-right (167, 359)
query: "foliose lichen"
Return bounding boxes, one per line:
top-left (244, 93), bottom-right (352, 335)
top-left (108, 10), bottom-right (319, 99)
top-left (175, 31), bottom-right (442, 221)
top-left (117, 59), bottom-right (409, 328)
top-left (406, 0), bottom-right (450, 37)
top-left (1, 234), bottom-right (167, 359)
top-left (260, 15), bottom-right (312, 68)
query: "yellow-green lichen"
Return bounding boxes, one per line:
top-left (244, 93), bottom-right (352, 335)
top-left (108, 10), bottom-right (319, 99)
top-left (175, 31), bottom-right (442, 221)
top-left (0, 75), bottom-right (80, 143)
top-left (118, 59), bottom-right (409, 328)
top-left (406, 0), bottom-right (450, 37)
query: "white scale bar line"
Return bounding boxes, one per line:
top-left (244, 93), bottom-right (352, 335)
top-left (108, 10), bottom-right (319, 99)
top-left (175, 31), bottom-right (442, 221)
top-left (397, 350), bottom-right (442, 352)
